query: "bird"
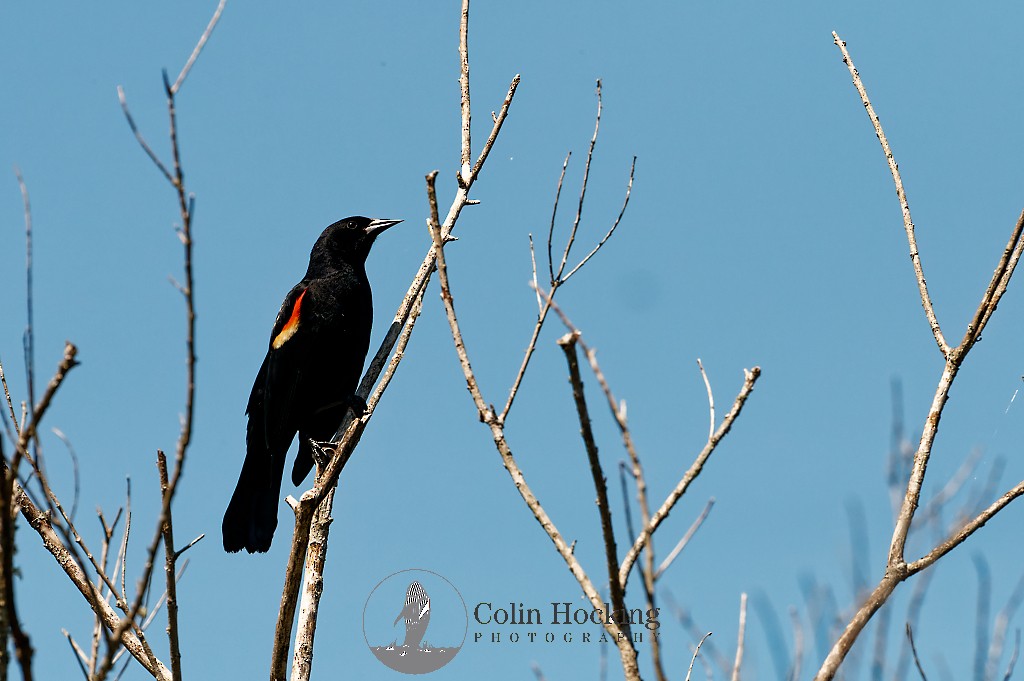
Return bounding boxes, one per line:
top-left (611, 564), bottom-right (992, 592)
top-left (222, 216), bottom-right (400, 553)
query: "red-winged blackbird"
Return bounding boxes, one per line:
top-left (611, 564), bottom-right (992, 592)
top-left (222, 216), bottom-right (400, 553)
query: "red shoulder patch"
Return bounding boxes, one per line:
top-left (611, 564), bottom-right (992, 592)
top-left (272, 289), bottom-right (307, 349)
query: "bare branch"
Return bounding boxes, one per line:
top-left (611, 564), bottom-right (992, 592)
top-left (14, 166), bottom-right (36, 425)
top-left (619, 367), bottom-right (761, 587)
top-left (498, 83), bottom-right (626, 423)
top-left (116, 88), bottom-right (174, 185)
top-left (458, 0), bottom-right (471, 182)
top-left (288, 486), bottom-right (336, 681)
top-left (1003, 630), bottom-right (1021, 681)
top-left (170, 0), bottom-right (227, 94)
top-left (557, 333), bottom-right (630, 640)
top-left (51, 428), bottom-right (81, 524)
top-left (732, 593), bottom-right (747, 681)
top-left (62, 630), bottom-right (90, 680)
top-left (908, 478), bottom-right (1024, 576)
top-left (959, 209), bottom-right (1024, 353)
top-left (686, 633), bottom-right (713, 681)
top-left (546, 152), bottom-right (571, 286)
top-left (697, 359), bottom-right (715, 441)
top-left (528, 234), bottom-right (542, 312)
top-left (173, 534), bottom-right (204, 560)
top-left (19, 479), bottom-right (167, 678)
top-left (0, 360), bottom-right (19, 437)
top-left (987, 569), bottom-right (1024, 681)
top-left (560, 155), bottom-right (636, 283)
top-left (818, 33), bottom-right (1024, 681)
top-left (789, 607), bottom-right (804, 681)
top-left (470, 74), bottom-right (521, 181)
top-left (617, 463), bottom-right (636, 548)
top-left (905, 623), bottom-right (929, 681)
top-left (655, 498), bottom-right (714, 580)
top-left (832, 31), bottom-right (948, 355)
top-left (429, 165), bottom-right (640, 679)
top-left (155, 453), bottom-right (182, 681)
top-left (554, 80), bottom-right (602, 283)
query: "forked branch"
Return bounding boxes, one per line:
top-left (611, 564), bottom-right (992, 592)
top-left (815, 32), bottom-right (1024, 681)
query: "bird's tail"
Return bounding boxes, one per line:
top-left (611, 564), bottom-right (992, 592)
top-left (222, 437), bottom-right (285, 554)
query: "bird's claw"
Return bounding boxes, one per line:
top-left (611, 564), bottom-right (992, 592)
top-left (310, 440), bottom-right (333, 470)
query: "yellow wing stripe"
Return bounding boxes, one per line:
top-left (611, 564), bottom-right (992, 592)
top-left (272, 289), bottom-right (307, 349)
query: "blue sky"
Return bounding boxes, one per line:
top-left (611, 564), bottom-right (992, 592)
top-left (2, 2), bottom-right (1024, 680)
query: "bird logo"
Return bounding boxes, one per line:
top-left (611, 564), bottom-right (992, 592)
top-left (394, 581), bottom-right (431, 650)
top-left (364, 569), bottom-right (467, 674)
top-left (222, 216), bottom-right (400, 554)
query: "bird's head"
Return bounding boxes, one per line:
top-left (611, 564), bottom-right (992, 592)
top-left (307, 216), bottom-right (401, 274)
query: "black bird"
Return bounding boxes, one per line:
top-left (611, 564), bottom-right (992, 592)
top-left (222, 216), bottom-right (400, 553)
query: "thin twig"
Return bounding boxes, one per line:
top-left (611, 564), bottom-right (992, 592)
top-left (618, 462), bottom-right (636, 546)
top-left (51, 429), bottom-right (81, 523)
top-left (458, 0), bottom-right (471, 183)
top-left (63, 630), bottom-right (90, 680)
top-left (655, 498), bottom-right (714, 579)
top-left (116, 88), bottom-right (173, 185)
top-left (0, 360), bottom-right (19, 437)
top-left (986, 569), bottom-right (1024, 681)
top-left (619, 367), bottom-right (760, 588)
top-left (905, 623), bottom-right (929, 681)
top-left (686, 633), bottom-right (713, 681)
top-left (500, 84), bottom-right (628, 424)
top-left (561, 155), bottom-right (636, 283)
top-left (697, 359), bottom-right (715, 441)
top-left (908, 479), bottom-right (1024, 576)
top-left (528, 234), bottom-right (542, 312)
top-left (546, 152), bottom-right (571, 285)
top-left (15, 167), bottom-right (36, 435)
top-left (170, 0), bottom-right (227, 94)
top-left (732, 593), bottom-right (747, 681)
top-left (789, 607), bottom-right (804, 681)
top-left (17, 459), bottom-right (166, 678)
top-left (554, 80), bottom-right (602, 283)
top-left (960, 209), bottom-right (1024, 354)
top-left (1003, 630), bottom-right (1021, 681)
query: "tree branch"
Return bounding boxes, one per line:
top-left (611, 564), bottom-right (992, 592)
top-left (619, 366), bottom-right (760, 588)
top-left (832, 31), bottom-right (948, 355)
top-left (557, 332), bottom-right (631, 641)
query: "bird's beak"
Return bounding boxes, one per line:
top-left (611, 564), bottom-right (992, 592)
top-left (365, 218), bottom-right (402, 237)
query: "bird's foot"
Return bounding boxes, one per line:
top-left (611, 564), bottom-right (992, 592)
top-left (310, 440), bottom-right (334, 471)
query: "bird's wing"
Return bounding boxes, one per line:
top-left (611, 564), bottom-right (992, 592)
top-left (269, 285), bottom-right (309, 351)
top-left (262, 284), bottom-right (309, 448)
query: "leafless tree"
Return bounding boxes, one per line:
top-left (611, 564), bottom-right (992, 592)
top-left (806, 32), bottom-right (1024, 681)
top-left (4, 6), bottom-right (1023, 681)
